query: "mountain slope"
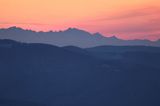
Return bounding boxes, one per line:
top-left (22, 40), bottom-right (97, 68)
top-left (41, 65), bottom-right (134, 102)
top-left (0, 40), bottom-right (160, 106)
top-left (0, 26), bottom-right (160, 47)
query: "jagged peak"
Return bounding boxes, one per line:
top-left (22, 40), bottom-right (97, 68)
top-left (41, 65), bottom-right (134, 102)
top-left (1, 26), bottom-right (36, 33)
top-left (108, 35), bottom-right (119, 40)
top-left (93, 32), bottom-right (103, 36)
top-left (65, 27), bottom-right (81, 32)
top-left (8, 26), bottom-right (24, 30)
top-left (64, 27), bottom-right (91, 34)
top-left (156, 39), bottom-right (160, 42)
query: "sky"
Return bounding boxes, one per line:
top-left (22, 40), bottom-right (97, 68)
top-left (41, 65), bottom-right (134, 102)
top-left (0, 0), bottom-right (160, 40)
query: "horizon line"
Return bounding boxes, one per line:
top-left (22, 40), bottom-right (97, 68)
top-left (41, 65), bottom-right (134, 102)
top-left (0, 26), bottom-right (159, 42)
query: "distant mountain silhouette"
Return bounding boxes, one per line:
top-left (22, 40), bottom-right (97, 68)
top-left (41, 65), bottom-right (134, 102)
top-left (0, 39), bottom-right (160, 106)
top-left (0, 26), bottom-right (160, 47)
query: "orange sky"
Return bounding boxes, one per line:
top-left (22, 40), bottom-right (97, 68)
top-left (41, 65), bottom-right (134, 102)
top-left (0, 0), bottom-right (160, 40)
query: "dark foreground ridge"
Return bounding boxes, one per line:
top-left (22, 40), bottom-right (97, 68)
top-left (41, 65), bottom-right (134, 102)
top-left (0, 39), bottom-right (160, 106)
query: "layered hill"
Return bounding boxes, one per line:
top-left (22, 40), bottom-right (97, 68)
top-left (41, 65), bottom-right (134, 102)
top-left (0, 27), bottom-right (160, 47)
top-left (0, 39), bottom-right (160, 106)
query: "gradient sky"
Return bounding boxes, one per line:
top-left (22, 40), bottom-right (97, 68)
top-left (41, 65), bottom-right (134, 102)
top-left (0, 0), bottom-right (160, 40)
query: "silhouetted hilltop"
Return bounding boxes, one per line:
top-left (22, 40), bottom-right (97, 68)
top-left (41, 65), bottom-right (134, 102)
top-left (86, 45), bottom-right (160, 53)
top-left (0, 39), bottom-right (19, 44)
top-left (0, 26), bottom-right (160, 47)
top-left (0, 39), bottom-right (160, 106)
top-left (62, 46), bottom-right (89, 55)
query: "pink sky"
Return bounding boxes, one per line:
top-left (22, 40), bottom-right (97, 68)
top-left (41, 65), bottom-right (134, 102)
top-left (0, 0), bottom-right (160, 40)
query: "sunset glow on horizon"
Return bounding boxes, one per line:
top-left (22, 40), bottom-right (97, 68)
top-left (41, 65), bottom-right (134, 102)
top-left (0, 0), bottom-right (160, 40)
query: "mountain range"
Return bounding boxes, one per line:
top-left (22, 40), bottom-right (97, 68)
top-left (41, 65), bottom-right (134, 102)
top-left (0, 39), bottom-right (160, 106)
top-left (0, 26), bottom-right (160, 47)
